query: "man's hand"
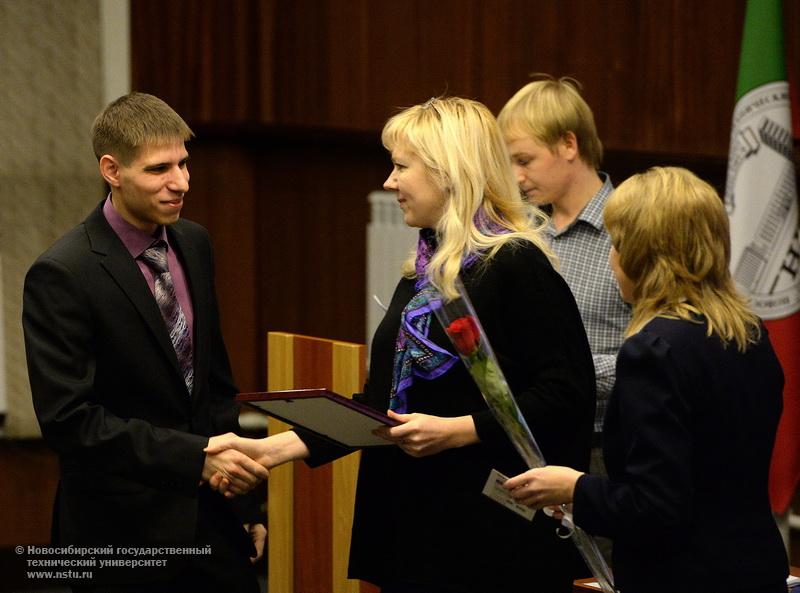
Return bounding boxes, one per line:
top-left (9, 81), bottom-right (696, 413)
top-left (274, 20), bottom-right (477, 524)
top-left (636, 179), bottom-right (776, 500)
top-left (244, 523), bottom-right (267, 563)
top-left (204, 431), bottom-right (310, 497)
top-left (201, 434), bottom-right (269, 496)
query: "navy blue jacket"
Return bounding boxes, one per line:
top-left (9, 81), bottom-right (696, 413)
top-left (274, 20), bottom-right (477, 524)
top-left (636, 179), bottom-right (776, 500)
top-left (575, 316), bottom-right (788, 593)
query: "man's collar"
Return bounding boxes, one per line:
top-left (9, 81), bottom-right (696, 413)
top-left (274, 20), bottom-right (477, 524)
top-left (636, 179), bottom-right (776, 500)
top-left (103, 195), bottom-right (168, 259)
top-left (572, 172), bottom-right (614, 231)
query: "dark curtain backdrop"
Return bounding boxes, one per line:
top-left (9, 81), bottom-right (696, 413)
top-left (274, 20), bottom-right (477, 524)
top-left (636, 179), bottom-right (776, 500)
top-left (131, 0), bottom-right (800, 393)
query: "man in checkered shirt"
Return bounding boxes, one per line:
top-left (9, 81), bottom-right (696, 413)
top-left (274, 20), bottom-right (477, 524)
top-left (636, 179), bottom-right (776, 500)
top-left (498, 77), bottom-right (631, 493)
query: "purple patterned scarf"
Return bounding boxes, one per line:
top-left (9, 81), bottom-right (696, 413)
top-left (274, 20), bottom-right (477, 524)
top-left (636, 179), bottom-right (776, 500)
top-left (388, 210), bottom-right (507, 413)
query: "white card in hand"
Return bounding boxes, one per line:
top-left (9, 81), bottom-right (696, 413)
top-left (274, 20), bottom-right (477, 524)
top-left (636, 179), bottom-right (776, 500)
top-left (481, 468), bottom-right (536, 521)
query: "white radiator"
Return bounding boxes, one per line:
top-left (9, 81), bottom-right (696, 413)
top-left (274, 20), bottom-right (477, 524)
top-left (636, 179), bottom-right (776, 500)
top-left (366, 191), bottom-right (418, 355)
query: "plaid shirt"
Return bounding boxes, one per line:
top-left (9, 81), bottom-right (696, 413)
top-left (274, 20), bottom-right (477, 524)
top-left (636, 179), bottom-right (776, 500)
top-left (545, 173), bottom-right (631, 434)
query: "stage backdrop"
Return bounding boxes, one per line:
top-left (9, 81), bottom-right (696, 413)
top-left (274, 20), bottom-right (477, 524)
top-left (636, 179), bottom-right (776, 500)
top-left (130, 0), bottom-right (800, 394)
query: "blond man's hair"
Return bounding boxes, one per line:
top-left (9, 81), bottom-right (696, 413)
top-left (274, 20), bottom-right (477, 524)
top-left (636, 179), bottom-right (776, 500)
top-left (91, 92), bottom-right (193, 164)
top-left (382, 97), bottom-right (556, 300)
top-left (604, 166), bottom-right (760, 351)
top-left (497, 75), bottom-right (603, 169)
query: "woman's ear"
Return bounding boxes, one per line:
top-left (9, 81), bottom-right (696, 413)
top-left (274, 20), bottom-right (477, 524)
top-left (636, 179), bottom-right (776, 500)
top-left (439, 172), bottom-right (453, 195)
top-left (99, 154), bottom-right (122, 188)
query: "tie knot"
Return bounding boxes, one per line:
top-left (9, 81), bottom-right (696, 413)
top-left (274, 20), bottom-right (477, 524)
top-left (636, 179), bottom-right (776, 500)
top-left (140, 242), bottom-right (169, 274)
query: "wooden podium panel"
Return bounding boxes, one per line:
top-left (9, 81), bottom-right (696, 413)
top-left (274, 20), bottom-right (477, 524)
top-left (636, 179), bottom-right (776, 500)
top-left (267, 332), bottom-right (378, 593)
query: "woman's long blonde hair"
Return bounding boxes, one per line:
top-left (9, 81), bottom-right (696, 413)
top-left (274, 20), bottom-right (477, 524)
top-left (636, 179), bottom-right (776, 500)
top-left (381, 97), bottom-right (555, 299)
top-left (604, 166), bottom-right (760, 350)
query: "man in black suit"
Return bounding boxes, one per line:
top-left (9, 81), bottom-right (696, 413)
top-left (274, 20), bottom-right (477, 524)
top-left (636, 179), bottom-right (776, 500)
top-left (23, 92), bottom-right (267, 592)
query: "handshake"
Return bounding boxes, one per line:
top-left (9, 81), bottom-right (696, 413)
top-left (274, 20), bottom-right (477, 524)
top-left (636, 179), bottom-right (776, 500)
top-left (200, 433), bottom-right (271, 497)
top-left (198, 409), bottom-right (460, 497)
top-left (200, 431), bottom-right (311, 497)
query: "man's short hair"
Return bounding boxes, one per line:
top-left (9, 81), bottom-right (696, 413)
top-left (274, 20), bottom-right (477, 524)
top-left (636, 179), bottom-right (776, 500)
top-left (91, 92), bottom-right (193, 164)
top-left (498, 76), bottom-right (603, 169)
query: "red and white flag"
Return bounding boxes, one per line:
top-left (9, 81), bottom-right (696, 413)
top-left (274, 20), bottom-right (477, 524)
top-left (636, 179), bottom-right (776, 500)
top-left (725, 0), bottom-right (800, 514)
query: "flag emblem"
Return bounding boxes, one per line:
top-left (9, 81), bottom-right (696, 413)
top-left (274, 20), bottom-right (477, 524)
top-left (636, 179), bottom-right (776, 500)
top-left (726, 81), bottom-right (800, 319)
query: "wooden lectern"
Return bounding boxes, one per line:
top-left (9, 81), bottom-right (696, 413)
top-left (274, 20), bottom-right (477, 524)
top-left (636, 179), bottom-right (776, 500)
top-left (266, 332), bottom-right (379, 593)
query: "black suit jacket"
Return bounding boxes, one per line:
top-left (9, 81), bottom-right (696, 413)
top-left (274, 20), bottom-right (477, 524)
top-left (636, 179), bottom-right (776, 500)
top-left (23, 201), bottom-right (243, 546)
top-left (574, 316), bottom-right (788, 593)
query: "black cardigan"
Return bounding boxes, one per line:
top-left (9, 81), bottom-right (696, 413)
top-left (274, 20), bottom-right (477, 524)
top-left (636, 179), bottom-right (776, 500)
top-left (299, 240), bottom-right (596, 592)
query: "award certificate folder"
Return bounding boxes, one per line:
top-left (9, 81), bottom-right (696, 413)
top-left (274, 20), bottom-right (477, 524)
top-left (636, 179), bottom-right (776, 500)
top-left (237, 389), bottom-right (399, 448)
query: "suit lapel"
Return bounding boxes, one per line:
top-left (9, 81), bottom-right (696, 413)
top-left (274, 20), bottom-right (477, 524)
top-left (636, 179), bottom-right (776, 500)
top-left (84, 204), bottom-right (183, 381)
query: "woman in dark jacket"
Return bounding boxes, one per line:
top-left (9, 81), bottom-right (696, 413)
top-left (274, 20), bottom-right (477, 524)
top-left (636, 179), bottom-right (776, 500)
top-left (505, 167), bottom-right (789, 593)
top-left (209, 97), bottom-right (595, 593)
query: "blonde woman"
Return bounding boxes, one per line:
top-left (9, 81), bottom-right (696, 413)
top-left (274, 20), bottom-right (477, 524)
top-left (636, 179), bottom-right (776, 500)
top-left (209, 98), bottom-right (595, 593)
top-left (504, 167), bottom-right (789, 593)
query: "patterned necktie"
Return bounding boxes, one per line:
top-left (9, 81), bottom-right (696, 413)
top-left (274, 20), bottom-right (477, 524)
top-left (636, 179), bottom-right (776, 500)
top-left (140, 241), bottom-right (194, 394)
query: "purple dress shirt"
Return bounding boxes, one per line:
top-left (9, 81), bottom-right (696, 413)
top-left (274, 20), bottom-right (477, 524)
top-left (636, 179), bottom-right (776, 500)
top-left (103, 196), bottom-right (195, 348)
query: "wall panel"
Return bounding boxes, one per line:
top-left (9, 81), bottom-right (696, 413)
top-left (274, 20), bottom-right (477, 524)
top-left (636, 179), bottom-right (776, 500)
top-left (132, 0), bottom-right (274, 124)
top-left (133, 0), bottom-right (800, 156)
top-left (132, 0), bottom-right (798, 389)
top-left (180, 130), bottom-right (388, 391)
top-left (179, 142), bottom-right (260, 391)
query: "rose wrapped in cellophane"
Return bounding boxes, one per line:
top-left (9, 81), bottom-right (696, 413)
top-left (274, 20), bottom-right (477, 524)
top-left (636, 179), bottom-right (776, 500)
top-left (441, 313), bottom-right (547, 470)
top-left (432, 277), bottom-right (616, 593)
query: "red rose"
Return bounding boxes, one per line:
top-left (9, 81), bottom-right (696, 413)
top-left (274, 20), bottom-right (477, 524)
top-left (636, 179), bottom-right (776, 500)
top-left (445, 315), bottom-right (480, 356)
